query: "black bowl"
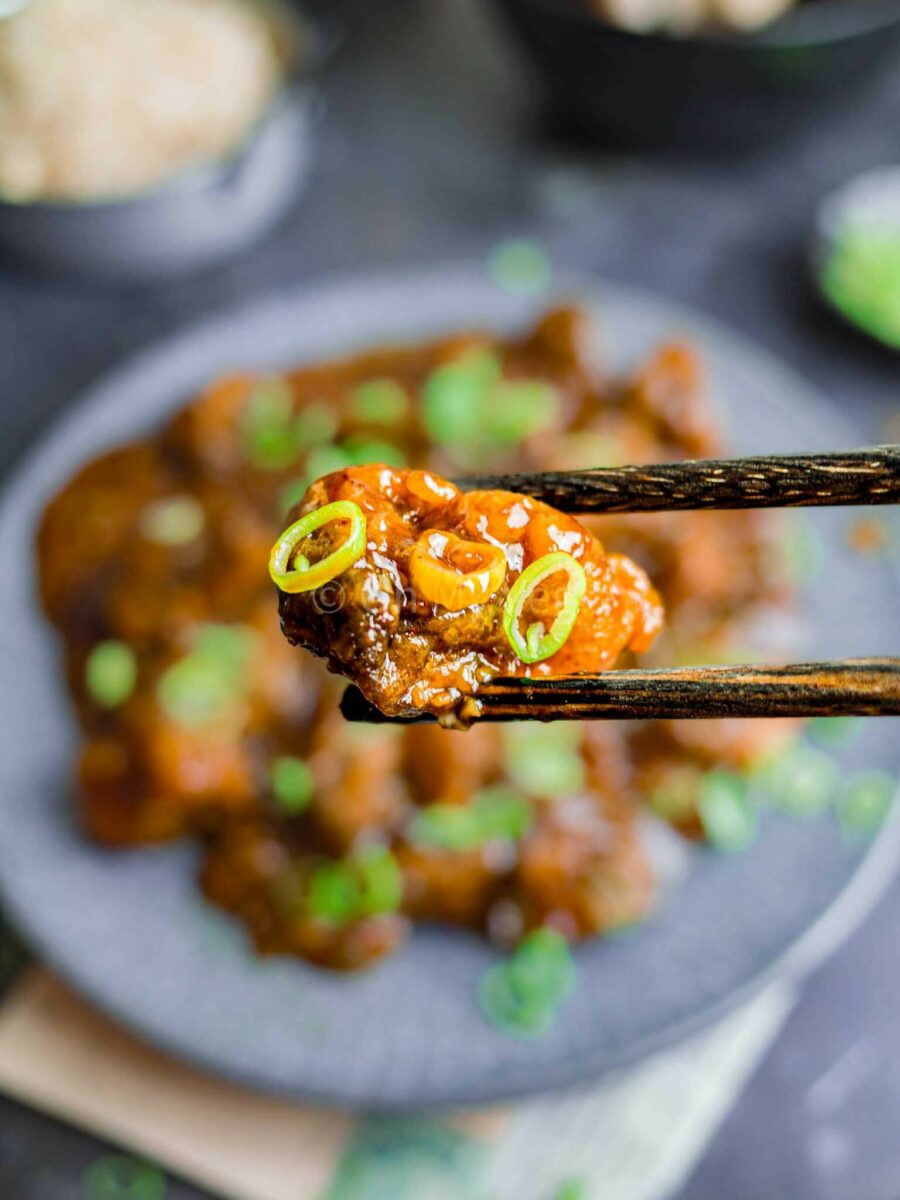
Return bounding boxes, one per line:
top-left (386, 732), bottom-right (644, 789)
top-left (0, 2), bottom-right (330, 281)
top-left (490, 0), bottom-right (900, 151)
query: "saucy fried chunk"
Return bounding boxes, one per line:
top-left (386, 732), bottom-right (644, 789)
top-left (274, 466), bottom-right (664, 720)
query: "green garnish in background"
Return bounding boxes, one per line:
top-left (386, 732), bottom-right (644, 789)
top-left (697, 771), bottom-right (757, 851)
top-left (479, 928), bottom-right (576, 1037)
top-left (82, 1155), bottom-right (166, 1200)
top-left (487, 238), bottom-right (552, 296)
top-left (348, 379), bottom-right (409, 425)
top-left (836, 771), bottom-right (896, 840)
top-left (139, 495), bottom-right (205, 546)
top-left (307, 846), bottom-right (404, 923)
top-left (270, 756), bottom-right (314, 814)
top-left (758, 744), bottom-right (839, 818)
top-left (85, 640), bottom-right (137, 709)
top-left (503, 722), bottom-right (586, 797)
top-left (809, 716), bottom-right (862, 747)
top-left (157, 624), bottom-right (256, 728)
top-left (821, 224), bottom-right (900, 349)
top-left (409, 786), bottom-right (533, 852)
top-left (422, 347), bottom-right (559, 459)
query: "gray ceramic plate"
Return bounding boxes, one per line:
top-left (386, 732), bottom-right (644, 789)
top-left (0, 269), bottom-right (897, 1110)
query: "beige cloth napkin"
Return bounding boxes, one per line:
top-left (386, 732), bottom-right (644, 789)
top-left (0, 969), bottom-right (794, 1200)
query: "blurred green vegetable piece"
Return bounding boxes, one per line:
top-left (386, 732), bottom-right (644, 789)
top-left (85, 640), bottom-right (137, 709)
top-left (139, 494), bottom-right (205, 546)
top-left (698, 771), bottom-right (757, 851)
top-left (157, 624), bottom-right (256, 728)
top-left (487, 238), bottom-right (552, 295)
top-left (348, 379), bottom-right (409, 424)
top-left (409, 787), bottom-right (533, 851)
top-left (355, 845), bottom-right (405, 916)
top-left (270, 756), bottom-right (314, 814)
top-left (822, 225), bottom-right (900, 349)
top-left (809, 716), bottom-right (861, 747)
top-left (422, 348), bottom-right (502, 447)
top-left (242, 381), bottom-right (339, 471)
top-left (553, 1181), bottom-right (588, 1200)
top-left (837, 771), bottom-right (896, 839)
top-left (308, 863), bottom-right (360, 922)
top-left (307, 846), bottom-right (404, 923)
top-left (760, 744), bottom-right (839, 817)
top-left (342, 434), bottom-right (408, 467)
top-left (504, 722), bottom-right (586, 796)
top-left (82, 1155), bottom-right (166, 1200)
top-left (241, 377), bottom-right (300, 470)
top-left (478, 928), bottom-right (576, 1038)
top-left (294, 403), bottom-right (338, 447)
top-left (485, 379), bottom-right (560, 443)
top-left (422, 347), bottom-right (560, 456)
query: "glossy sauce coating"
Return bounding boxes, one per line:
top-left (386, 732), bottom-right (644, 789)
top-left (277, 466), bottom-right (664, 720)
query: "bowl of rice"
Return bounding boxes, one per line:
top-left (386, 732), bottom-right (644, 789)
top-left (0, 0), bottom-right (325, 279)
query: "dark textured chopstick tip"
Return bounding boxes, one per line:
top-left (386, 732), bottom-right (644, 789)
top-left (458, 447), bottom-right (900, 515)
top-left (342, 660), bottom-right (900, 724)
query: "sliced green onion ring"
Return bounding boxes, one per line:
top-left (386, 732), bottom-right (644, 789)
top-left (269, 500), bottom-right (366, 594)
top-left (502, 551), bottom-right (586, 664)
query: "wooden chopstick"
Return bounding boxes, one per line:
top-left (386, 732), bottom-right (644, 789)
top-left (340, 658), bottom-right (900, 724)
top-left (458, 447), bottom-right (900, 514)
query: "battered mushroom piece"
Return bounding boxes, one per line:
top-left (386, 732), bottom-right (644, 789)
top-left (272, 465), bottom-right (664, 721)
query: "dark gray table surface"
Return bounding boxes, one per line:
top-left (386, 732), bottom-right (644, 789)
top-left (0, 1), bottom-right (898, 1196)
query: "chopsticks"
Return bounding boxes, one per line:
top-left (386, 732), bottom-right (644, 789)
top-left (458, 446), bottom-right (900, 513)
top-left (341, 659), bottom-right (900, 724)
top-left (342, 446), bottom-right (900, 725)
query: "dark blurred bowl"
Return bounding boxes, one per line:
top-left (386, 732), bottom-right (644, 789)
top-left (0, 2), bottom-right (329, 281)
top-left (490, 0), bottom-right (900, 151)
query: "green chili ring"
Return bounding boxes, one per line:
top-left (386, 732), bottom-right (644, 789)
top-left (503, 551), bottom-right (586, 664)
top-left (269, 500), bottom-right (367, 594)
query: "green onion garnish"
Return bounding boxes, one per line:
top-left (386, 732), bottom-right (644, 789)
top-left (241, 377), bottom-right (300, 471)
top-left (503, 723), bottom-right (585, 797)
top-left (139, 495), bottom-right (205, 546)
top-left (760, 744), bottom-right (839, 818)
top-left (809, 716), bottom-right (862, 747)
top-left (294, 403), bottom-right (338, 448)
top-left (836, 771), bottom-right (896, 840)
top-left (478, 928), bottom-right (575, 1038)
top-left (343, 435), bottom-right (408, 468)
top-left (270, 756), bottom-right (314, 814)
top-left (821, 225), bottom-right (900, 349)
top-left (307, 863), bottom-right (360, 923)
top-left (85, 640), bottom-right (137, 709)
top-left (409, 788), bottom-right (533, 852)
top-left (503, 552), bottom-right (586, 664)
top-left (697, 771), bottom-right (757, 851)
top-left (469, 786), bottom-right (534, 842)
top-left (348, 379), bottom-right (409, 425)
top-left (355, 845), bottom-right (405, 916)
top-left (82, 1155), bottom-right (166, 1200)
top-left (269, 500), bottom-right (367, 594)
top-left (157, 624), bottom-right (255, 728)
top-left (484, 379), bottom-right (559, 444)
top-left (422, 349), bottom-right (503, 447)
top-left (487, 239), bottom-right (552, 296)
top-left (306, 847), bottom-right (404, 923)
top-left (552, 1180), bottom-right (588, 1200)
